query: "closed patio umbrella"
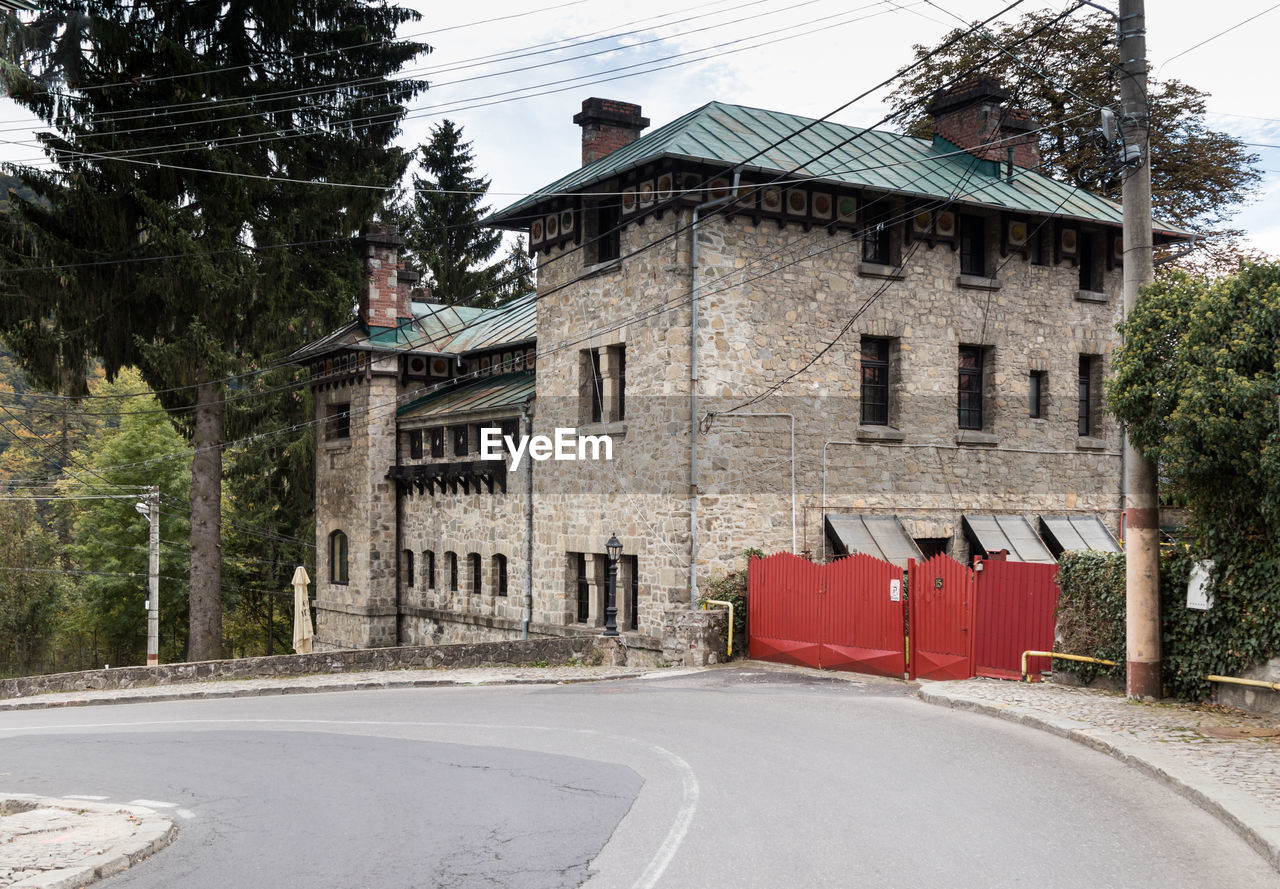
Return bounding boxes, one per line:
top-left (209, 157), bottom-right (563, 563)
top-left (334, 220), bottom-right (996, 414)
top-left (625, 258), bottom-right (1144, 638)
top-left (292, 566), bottom-right (314, 654)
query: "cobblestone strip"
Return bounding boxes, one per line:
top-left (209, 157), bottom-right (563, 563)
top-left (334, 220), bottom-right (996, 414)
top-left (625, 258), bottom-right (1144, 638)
top-left (918, 679), bottom-right (1280, 874)
top-left (0, 796), bottom-right (175, 889)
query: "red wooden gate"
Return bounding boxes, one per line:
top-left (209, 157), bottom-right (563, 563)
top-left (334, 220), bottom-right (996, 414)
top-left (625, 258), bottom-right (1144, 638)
top-left (973, 558), bottom-right (1059, 679)
top-left (908, 554), bottom-right (975, 681)
top-left (749, 552), bottom-right (905, 676)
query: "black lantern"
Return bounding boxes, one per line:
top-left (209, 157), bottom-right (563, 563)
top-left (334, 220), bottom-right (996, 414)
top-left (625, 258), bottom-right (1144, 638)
top-left (604, 534), bottom-right (622, 636)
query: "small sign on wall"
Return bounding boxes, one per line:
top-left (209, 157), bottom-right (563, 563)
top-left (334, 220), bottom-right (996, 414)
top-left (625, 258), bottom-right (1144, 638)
top-left (890, 579), bottom-right (901, 602)
top-left (1187, 560), bottom-right (1215, 611)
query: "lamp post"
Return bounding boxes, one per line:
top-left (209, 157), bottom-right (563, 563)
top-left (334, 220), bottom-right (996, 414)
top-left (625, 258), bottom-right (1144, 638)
top-left (604, 533), bottom-right (622, 637)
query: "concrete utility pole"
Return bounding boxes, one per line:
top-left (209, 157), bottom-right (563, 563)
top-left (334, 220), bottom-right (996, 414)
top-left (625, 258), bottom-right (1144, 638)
top-left (1119, 0), bottom-right (1161, 700)
top-left (136, 486), bottom-right (161, 666)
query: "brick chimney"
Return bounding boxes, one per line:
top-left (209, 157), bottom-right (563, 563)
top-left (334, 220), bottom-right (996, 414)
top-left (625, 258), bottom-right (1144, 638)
top-left (927, 77), bottom-right (1041, 170)
top-left (573, 98), bottom-right (649, 166)
top-left (357, 223), bottom-right (407, 329)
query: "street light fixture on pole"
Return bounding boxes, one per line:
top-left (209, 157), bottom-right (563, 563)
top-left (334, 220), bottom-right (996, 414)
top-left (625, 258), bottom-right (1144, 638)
top-left (604, 534), bottom-right (622, 637)
top-left (135, 486), bottom-right (160, 666)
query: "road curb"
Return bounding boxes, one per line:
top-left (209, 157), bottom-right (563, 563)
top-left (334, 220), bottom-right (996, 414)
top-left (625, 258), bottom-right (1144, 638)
top-left (3, 796), bottom-right (176, 889)
top-left (917, 685), bottom-right (1280, 875)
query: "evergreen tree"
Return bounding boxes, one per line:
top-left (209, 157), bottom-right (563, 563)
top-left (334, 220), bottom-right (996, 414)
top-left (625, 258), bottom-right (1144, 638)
top-left (0, 2), bottom-right (429, 660)
top-left (494, 236), bottom-right (537, 304)
top-left (403, 120), bottom-right (507, 306)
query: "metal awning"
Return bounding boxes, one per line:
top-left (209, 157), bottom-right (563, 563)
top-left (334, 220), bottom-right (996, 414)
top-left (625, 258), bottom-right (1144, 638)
top-left (825, 515), bottom-right (922, 567)
top-left (962, 515), bottom-right (1055, 563)
top-left (1039, 515), bottom-right (1121, 556)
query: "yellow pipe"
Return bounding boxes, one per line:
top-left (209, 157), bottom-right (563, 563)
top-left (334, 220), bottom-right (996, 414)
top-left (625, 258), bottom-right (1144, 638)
top-left (1021, 650), bottom-right (1118, 682)
top-left (1206, 674), bottom-right (1280, 692)
top-left (701, 598), bottom-right (734, 657)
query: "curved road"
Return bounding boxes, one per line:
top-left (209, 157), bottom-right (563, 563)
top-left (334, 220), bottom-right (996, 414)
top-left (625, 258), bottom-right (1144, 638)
top-left (1, 668), bottom-right (1273, 888)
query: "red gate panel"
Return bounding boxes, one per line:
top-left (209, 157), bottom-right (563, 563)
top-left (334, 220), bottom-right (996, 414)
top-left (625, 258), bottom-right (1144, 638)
top-left (908, 554), bottom-right (975, 681)
top-left (749, 552), bottom-right (822, 668)
top-left (822, 554), bottom-right (906, 676)
top-left (973, 559), bottom-right (1059, 680)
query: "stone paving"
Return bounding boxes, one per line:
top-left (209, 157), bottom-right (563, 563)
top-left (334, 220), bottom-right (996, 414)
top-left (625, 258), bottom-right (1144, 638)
top-left (919, 677), bottom-right (1280, 872)
top-left (0, 796), bottom-right (173, 889)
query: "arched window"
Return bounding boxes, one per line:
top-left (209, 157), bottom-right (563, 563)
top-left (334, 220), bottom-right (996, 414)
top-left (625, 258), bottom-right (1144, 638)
top-left (424, 550), bottom-right (436, 589)
top-left (446, 551), bottom-right (458, 592)
top-left (493, 554), bottom-right (508, 597)
top-left (469, 552), bottom-right (482, 596)
top-left (329, 530), bottom-right (349, 585)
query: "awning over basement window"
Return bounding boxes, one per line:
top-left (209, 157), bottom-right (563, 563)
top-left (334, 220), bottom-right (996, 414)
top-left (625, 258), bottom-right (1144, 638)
top-left (962, 515), bottom-right (1055, 563)
top-left (825, 515), bottom-right (923, 568)
top-left (1039, 515), bottom-right (1121, 556)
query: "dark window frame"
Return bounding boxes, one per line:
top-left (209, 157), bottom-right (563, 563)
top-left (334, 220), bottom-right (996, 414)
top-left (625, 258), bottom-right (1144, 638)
top-left (1078, 355), bottom-right (1095, 436)
top-left (1029, 370), bottom-right (1046, 419)
top-left (425, 550), bottom-right (436, 589)
top-left (959, 215), bottom-right (987, 277)
top-left (494, 554), bottom-right (508, 597)
top-left (408, 429), bottom-right (423, 460)
top-left (430, 427), bottom-right (445, 458)
top-left (447, 551), bottom-right (458, 592)
top-left (469, 552), bottom-right (481, 596)
top-left (860, 337), bottom-right (891, 426)
top-left (452, 425), bottom-right (468, 457)
top-left (958, 346), bottom-right (985, 430)
top-left (861, 200), bottom-right (893, 265)
top-left (628, 555), bottom-right (639, 631)
top-left (326, 403), bottom-right (351, 441)
top-left (329, 530), bottom-right (349, 585)
top-left (576, 553), bottom-right (590, 623)
top-left (402, 549), bottom-right (414, 587)
top-left (590, 350), bottom-right (604, 423)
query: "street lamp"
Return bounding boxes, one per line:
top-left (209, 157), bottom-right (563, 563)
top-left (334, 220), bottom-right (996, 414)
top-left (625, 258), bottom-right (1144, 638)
top-left (604, 533), bottom-right (622, 637)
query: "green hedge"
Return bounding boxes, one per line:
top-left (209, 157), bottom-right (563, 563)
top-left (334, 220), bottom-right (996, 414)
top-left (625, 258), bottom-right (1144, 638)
top-left (1056, 548), bottom-right (1278, 700)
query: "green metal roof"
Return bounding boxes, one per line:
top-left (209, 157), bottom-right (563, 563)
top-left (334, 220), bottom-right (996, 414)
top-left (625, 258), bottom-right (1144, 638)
top-left (398, 371), bottom-right (535, 419)
top-left (489, 101), bottom-right (1186, 236)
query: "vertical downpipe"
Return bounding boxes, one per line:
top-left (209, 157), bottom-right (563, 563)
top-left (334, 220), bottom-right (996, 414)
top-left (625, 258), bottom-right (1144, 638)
top-left (522, 403), bottom-right (534, 639)
top-left (393, 413), bottom-right (403, 646)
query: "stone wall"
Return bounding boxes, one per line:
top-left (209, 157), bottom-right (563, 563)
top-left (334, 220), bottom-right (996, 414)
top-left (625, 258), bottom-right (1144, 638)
top-left (1214, 658), bottom-right (1280, 716)
top-left (0, 637), bottom-right (602, 700)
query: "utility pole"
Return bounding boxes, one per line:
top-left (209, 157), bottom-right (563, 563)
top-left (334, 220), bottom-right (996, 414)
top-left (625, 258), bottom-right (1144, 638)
top-left (1119, 0), bottom-right (1161, 700)
top-left (136, 486), bottom-right (161, 666)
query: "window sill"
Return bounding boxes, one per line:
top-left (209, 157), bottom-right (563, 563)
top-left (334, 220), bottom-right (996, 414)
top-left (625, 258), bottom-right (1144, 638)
top-left (579, 421), bottom-right (627, 439)
top-left (956, 429), bottom-right (999, 446)
top-left (1076, 436), bottom-right (1107, 451)
top-left (857, 262), bottom-right (905, 281)
top-left (856, 425), bottom-right (905, 442)
top-left (1075, 289), bottom-right (1109, 304)
top-left (956, 274), bottom-right (1002, 291)
top-left (582, 258), bottom-right (622, 278)
top-left (321, 437), bottom-right (352, 451)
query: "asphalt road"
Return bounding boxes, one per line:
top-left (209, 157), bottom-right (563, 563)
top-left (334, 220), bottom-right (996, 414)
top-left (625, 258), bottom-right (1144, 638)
top-left (1, 667), bottom-right (1274, 889)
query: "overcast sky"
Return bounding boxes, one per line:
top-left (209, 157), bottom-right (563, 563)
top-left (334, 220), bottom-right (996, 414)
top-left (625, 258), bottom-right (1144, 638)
top-left (1, 1), bottom-right (1276, 256)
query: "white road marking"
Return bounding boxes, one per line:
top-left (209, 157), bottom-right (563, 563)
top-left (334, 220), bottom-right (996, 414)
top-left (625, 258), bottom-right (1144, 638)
top-left (129, 799), bottom-right (176, 808)
top-left (62, 794), bottom-right (109, 800)
top-left (632, 745), bottom-right (699, 889)
top-left (176, 808), bottom-right (196, 820)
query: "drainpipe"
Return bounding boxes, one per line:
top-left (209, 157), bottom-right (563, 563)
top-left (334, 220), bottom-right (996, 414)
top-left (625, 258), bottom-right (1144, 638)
top-left (521, 402), bottom-right (534, 639)
top-left (690, 173), bottom-right (740, 607)
top-left (705, 411), bottom-right (796, 553)
top-left (393, 425), bottom-right (403, 646)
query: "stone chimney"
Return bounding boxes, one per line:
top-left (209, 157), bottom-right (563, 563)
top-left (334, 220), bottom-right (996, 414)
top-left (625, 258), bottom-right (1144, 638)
top-left (927, 77), bottom-right (1041, 170)
top-left (357, 223), bottom-right (407, 329)
top-left (397, 266), bottom-right (420, 309)
top-left (573, 98), bottom-right (649, 166)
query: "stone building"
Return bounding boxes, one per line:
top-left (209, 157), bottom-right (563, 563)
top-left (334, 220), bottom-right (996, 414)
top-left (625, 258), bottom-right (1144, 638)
top-left (297, 80), bottom-right (1185, 656)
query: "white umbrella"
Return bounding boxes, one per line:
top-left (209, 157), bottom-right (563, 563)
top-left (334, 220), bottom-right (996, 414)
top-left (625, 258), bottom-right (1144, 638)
top-left (292, 565), bottom-right (314, 654)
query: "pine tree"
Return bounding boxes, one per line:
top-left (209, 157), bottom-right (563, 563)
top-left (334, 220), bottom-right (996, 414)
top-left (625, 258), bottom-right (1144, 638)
top-left (0, 2), bottom-right (429, 660)
top-left (403, 120), bottom-right (507, 307)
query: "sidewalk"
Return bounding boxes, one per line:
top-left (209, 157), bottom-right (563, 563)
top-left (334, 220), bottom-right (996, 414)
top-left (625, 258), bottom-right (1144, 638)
top-left (919, 678), bottom-right (1280, 873)
top-left (0, 796), bottom-right (174, 889)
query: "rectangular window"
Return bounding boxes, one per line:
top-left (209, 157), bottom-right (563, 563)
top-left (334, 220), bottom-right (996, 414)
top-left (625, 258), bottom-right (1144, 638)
top-left (861, 201), bottom-right (892, 265)
top-left (494, 554), bottom-right (508, 597)
top-left (402, 549), bottom-right (414, 588)
top-left (447, 551), bottom-right (458, 592)
top-left (425, 550), bottom-right (436, 589)
top-left (1079, 233), bottom-right (1100, 291)
top-left (595, 203), bottom-right (621, 264)
top-left (590, 350), bottom-right (604, 423)
top-left (958, 346), bottom-right (984, 430)
top-left (452, 425), bottom-right (468, 457)
top-left (430, 427), bottom-right (444, 458)
top-left (326, 403), bottom-right (351, 441)
top-left (616, 346), bottom-right (626, 421)
top-left (408, 429), bottom-right (423, 460)
top-left (469, 553), bottom-right (481, 596)
top-left (576, 553), bottom-right (590, 623)
top-left (627, 555), bottom-right (639, 631)
top-left (1029, 370), bottom-right (1045, 419)
top-left (329, 530), bottom-right (349, 585)
top-left (959, 215), bottom-right (986, 276)
top-left (1078, 356), bottom-right (1096, 436)
top-left (1028, 227), bottom-right (1045, 265)
top-left (860, 338), bottom-right (890, 426)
